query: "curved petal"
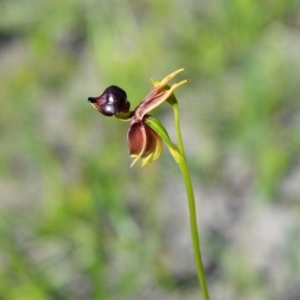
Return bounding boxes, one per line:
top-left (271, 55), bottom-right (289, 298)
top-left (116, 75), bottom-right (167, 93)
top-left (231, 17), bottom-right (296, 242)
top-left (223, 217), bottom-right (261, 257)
top-left (141, 135), bottom-right (163, 167)
top-left (135, 69), bottom-right (190, 120)
top-left (128, 119), bottom-right (163, 167)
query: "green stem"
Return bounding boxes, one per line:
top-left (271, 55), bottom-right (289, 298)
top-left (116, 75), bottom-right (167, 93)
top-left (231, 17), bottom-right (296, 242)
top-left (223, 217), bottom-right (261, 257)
top-left (172, 102), bottom-right (210, 300)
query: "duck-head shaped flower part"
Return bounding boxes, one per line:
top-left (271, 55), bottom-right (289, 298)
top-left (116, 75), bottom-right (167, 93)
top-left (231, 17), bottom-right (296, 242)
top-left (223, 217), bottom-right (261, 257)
top-left (88, 68), bottom-right (189, 167)
top-left (88, 85), bottom-right (131, 117)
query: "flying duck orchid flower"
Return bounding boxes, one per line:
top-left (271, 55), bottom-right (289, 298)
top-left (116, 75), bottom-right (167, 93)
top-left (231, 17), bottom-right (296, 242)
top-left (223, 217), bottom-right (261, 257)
top-left (87, 70), bottom-right (210, 298)
top-left (88, 68), bottom-right (189, 167)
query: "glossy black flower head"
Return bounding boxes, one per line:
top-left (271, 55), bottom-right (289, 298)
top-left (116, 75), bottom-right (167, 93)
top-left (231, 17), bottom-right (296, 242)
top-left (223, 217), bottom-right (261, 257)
top-left (88, 85), bottom-right (131, 116)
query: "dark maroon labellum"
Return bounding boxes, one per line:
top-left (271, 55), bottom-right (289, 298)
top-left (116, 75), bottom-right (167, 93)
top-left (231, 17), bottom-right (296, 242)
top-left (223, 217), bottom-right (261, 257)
top-left (88, 85), bottom-right (130, 116)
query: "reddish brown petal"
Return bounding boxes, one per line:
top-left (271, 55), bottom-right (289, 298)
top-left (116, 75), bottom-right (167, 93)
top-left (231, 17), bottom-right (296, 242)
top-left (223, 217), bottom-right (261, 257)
top-left (128, 120), bottom-right (159, 158)
top-left (134, 69), bottom-right (189, 120)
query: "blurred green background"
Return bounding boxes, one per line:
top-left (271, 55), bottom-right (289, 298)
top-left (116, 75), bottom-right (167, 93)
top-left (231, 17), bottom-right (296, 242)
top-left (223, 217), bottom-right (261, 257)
top-left (1, 0), bottom-right (300, 299)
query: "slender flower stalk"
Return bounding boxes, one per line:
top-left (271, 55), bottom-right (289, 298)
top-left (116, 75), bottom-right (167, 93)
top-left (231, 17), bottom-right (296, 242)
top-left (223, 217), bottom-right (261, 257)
top-left (147, 77), bottom-right (210, 299)
top-left (172, 101), bottom-right (210, 300)
top-left (87, 69), bottom-right (210, 299)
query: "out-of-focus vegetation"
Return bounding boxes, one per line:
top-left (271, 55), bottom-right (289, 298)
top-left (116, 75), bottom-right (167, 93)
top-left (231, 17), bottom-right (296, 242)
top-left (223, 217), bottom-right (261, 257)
top-left (0, 0), bottom-right (300, 299)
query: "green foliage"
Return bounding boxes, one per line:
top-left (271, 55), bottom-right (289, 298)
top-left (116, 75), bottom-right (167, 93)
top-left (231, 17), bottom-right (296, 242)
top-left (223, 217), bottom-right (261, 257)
top-left (0, 0), bottom-right (299, 299)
